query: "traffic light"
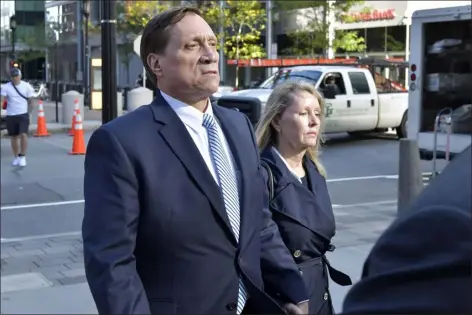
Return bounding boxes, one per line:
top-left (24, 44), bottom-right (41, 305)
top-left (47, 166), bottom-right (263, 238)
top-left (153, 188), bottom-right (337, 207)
top-left (9, 60), bottom-right (19, 68)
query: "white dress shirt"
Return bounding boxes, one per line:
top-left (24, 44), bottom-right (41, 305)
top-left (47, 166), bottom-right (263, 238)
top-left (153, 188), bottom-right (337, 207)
top-left (161, 91), bottom-right (238, 186)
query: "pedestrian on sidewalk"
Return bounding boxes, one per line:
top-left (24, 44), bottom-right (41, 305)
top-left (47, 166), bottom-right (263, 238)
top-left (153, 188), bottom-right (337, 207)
top-left (0, 68), bottom-right (35, 167)
top-left (82, 6), bottom-right (308, 315)
top-left (255, 80), bottom-right (352, 315)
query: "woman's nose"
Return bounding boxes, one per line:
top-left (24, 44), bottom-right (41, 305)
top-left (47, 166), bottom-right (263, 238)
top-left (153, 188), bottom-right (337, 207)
top-left (309, 114), bottom-right (318, 126)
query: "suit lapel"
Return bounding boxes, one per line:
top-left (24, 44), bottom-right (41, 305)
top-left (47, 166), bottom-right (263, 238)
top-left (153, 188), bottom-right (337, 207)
top-left (213, 106), bottom-right (252, 248)
top-left (149, 93), bottom-right (235, 242)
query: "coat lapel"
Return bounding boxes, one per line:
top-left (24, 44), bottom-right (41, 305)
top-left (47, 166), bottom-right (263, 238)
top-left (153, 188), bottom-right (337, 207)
top-left (261, 147), bottom-right (319, 234)
top-left (149, 92), bottom-right (235, 242)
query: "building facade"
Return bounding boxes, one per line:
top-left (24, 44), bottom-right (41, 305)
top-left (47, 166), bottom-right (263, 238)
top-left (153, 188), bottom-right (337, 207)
top-left (1, 0), bottom-right (46, 80)
top-left (278, 0), bottom-right (471, 60)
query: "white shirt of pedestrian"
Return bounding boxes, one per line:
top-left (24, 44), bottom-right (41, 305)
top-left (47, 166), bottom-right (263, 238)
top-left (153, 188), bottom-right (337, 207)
top-left (1, 81), bottom-right (35, 116)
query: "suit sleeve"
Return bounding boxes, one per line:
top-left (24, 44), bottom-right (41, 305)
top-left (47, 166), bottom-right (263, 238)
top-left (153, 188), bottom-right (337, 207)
top-left (342, 205), bottom-right (472, 314)
top-left (82, 127), bottom-right (150, 314)
top-left (243, 115), bottom-right (308, 304)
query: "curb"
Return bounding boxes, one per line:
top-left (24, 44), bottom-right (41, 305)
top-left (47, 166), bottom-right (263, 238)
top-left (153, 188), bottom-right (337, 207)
top-left (0, 125), bottom-right (101, 138)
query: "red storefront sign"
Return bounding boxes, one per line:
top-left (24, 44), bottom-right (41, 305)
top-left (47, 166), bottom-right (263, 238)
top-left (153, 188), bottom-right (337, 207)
top-left (343, 9), bottom-right (396, 23)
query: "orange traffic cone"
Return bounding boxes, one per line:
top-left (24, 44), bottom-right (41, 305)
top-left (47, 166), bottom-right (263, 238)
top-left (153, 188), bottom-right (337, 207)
top-left (34, 100), bottom-right (50, 137)
top-left (69, 113), bottom-right (86, 155)
top-left (68, 99), bottom-right (79, 136)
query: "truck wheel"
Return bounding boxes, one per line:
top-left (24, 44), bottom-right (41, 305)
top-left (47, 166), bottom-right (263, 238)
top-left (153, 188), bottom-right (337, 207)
top-left (397, 111), bottom-right (407, 139)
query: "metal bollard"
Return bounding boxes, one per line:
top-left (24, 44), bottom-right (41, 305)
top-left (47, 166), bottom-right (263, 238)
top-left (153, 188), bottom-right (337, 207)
top-left (397, 139), bottom-right (424, 216)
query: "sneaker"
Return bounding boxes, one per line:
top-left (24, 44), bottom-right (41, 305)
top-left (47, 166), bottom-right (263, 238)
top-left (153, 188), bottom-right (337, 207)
top-left (12, 157), bottom-right (20, 166)
top-left (18, 156), bottom-right (26, 167)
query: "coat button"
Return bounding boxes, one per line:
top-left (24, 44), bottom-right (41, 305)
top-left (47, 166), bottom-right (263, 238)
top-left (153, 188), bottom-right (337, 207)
top-left (226, 302), bottom-right (237, 310)
top-left (299, 269), bottom-right (303, 275)
top-left (293, 250), bottom-right (301, 258)
top-left (324, 292), bottom-right (329, 300)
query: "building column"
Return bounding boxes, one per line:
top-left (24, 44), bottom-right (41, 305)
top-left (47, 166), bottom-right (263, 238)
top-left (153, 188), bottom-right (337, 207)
top-left (327, 0), bottom-right (336, 59)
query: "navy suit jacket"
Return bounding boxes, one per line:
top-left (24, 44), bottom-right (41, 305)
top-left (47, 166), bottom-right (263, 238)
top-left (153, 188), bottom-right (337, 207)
top-left (341, 145), bottom-right (472, 314)
top-left (82, 91), bottom-right (308, 314)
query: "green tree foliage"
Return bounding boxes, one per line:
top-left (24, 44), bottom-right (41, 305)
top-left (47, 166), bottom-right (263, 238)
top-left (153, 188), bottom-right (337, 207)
top-left (117, 1), bottom-right (171, 84)
top-left (203, 0), bottom-right (266, 60)
top-left (203, 0), bottom-right (267, 86)
top-left (275, 0), bottom-right (367, 56)
top-left (88, 1), bottom-right (171, 84)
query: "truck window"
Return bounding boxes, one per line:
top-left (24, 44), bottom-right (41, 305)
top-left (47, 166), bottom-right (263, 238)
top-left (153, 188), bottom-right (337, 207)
top-left (319, 72), bottom-right (346, 95)
top-left (259, 70), bottom-right (322, 89)
top-left (420, 19), bottom-right (471, 134)
top-left (348, 72), bottom-right (371, 94)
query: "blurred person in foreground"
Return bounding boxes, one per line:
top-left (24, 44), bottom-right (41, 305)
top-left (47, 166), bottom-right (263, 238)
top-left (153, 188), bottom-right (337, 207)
top-left (341, 145), bottom-right (472, 314)
top-left (82, 6), bottom-right (308, 315)
top-left (255, 80), bottom-right (352, 315)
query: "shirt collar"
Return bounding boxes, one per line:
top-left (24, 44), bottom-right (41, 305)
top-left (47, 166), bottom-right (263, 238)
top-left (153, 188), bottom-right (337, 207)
top-left (161, 91), bottom-right (213, 132)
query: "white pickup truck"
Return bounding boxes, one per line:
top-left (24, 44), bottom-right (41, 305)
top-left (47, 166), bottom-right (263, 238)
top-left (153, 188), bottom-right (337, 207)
top-left (225, 65), bottom-right (409, 138)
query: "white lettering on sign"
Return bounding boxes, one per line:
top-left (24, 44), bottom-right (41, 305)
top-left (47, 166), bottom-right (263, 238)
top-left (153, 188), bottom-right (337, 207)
top-left (342, 9), bottom-right (396, 23)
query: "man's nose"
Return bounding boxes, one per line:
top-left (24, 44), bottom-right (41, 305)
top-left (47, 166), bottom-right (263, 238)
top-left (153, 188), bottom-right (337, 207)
top-left (200, 48), bottom-right (217, 64)
top-left (200, 55), bottom-right (213, 64)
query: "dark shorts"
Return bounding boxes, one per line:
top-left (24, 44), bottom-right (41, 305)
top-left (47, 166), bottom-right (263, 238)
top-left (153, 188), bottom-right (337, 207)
top-left (6, 113), bottom-right (30, 136)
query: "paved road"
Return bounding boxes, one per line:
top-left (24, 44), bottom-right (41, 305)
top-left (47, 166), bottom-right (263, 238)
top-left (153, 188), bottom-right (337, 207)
top-left (0, 131), bottom-right (448, 312)
top-left (1, 132), bottom-right (446, 241)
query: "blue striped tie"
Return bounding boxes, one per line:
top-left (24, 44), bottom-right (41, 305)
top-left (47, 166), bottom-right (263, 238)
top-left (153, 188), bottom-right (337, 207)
top-left (203, 113), bottom-right (248, 314)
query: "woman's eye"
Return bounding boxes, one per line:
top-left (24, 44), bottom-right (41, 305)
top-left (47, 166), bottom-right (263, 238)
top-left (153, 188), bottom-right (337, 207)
top-left (300, 112), bottom-right (308, 116)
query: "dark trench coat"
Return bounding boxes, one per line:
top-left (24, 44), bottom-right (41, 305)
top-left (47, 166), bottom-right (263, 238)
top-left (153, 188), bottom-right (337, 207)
top-left (260, 147), bottom-right (351, 315)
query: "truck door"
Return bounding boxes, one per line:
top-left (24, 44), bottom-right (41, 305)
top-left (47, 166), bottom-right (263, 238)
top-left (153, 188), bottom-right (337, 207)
top-left (318, 72), bottom-right (349, 133)
top-left (345, 71), bottom-right (378, 131)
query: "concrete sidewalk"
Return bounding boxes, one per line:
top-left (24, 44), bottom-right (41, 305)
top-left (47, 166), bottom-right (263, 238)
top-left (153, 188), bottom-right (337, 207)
top-left (1, 202), bottom-right (397, 314)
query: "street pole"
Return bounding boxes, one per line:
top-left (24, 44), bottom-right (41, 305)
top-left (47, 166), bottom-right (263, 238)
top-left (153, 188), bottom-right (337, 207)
top-left (54, 40), bottom-right (59, 123)
top-left (397, 139), bottom-right (424, 216)
top-left (265, 0), bottom-right (272, 79)
top-left (101, 0), bottom-right (118, 124)
top-left (218, 0), bottom-right (225, 84)
top-left (83, 3), bottom-right (90, 107)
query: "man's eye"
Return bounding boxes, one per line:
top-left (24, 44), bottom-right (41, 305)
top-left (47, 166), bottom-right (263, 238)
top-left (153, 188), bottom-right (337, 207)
top-left (187, 43), bottom-right (198, 49)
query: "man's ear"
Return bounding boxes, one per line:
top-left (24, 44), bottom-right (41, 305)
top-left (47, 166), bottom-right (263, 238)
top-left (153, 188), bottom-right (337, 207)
top-left (147, 53), bottom-right (162, 78)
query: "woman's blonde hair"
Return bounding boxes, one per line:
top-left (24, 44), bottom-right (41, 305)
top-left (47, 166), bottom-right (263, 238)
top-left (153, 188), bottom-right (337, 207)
top-left (255, 80), bottom-right (326, 177)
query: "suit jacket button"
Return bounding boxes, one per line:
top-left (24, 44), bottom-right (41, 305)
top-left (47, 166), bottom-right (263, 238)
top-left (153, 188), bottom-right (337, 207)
top-left (299, 268), bottom-right (303, 275)
top-left (293, 250), bottom-right (301, 258)
top-left (324, 292), bottom-right (329, 300)
top-left (227, 302), bottom-right (237, 310)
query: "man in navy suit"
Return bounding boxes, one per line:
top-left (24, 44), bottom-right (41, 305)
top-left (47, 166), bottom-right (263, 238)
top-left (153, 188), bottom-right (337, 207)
top-left (82, 6), bottom-right (308, 315)
top-left (341, 145), bottom-right (472, 314)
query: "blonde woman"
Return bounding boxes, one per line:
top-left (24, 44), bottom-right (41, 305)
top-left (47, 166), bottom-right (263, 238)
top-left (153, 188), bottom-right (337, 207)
top-left (256, 80), bottom-right (351, 315)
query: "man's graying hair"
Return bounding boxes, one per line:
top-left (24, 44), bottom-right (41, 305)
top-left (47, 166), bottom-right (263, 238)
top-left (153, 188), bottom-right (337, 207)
top-left (140, 6), bottom-right (203, 87)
